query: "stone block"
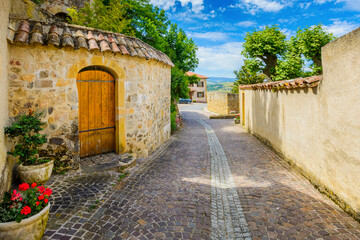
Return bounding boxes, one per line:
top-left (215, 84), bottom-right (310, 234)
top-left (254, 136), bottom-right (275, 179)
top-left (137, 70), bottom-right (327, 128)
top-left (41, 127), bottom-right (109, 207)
top-left (35, 80), bottom-right (53, 88)
top-left (21, 74), bottom-right (35, 82)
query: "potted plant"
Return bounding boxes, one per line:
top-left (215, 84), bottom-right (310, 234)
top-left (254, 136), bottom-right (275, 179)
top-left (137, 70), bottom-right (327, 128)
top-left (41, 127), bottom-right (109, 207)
top-left (0, 183), bottom-right (52, 240)
top-left (5, 111), bottom-right (54, 184)
top-left (234, 114), bottom-right (240, 124)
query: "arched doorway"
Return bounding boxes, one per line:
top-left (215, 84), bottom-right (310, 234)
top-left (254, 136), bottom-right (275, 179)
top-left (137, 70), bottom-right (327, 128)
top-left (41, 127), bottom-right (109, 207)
top-left (77, 66), bottom-right (116, 158)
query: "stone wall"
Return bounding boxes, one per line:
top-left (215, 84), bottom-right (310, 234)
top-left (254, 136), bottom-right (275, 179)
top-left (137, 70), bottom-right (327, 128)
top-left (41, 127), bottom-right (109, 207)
top-left (207, 92), bottom-right (239, 114)
top-left (240, 27), bottom-right (360, 220)
top-left (0, 0), bottom-right (11, 197)
top-left (8, 45), bottom-right (171, 171)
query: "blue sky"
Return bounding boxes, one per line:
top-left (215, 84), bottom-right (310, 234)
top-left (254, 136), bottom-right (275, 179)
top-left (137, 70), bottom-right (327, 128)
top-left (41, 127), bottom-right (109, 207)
top-left (150, 0), bottom-right (360, 78)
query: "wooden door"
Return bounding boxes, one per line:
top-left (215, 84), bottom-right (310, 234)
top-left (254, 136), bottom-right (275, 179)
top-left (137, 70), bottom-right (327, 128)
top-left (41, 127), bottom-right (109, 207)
top-left (76, 70), bottom-right (116, 158)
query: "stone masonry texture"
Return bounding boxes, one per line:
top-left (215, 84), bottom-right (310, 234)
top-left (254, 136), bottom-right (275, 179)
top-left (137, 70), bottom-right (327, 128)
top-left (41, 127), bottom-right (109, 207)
top-left (207, 92), bottom-right (239, 114)
top-left (42, 104), bottom-right (360, 239)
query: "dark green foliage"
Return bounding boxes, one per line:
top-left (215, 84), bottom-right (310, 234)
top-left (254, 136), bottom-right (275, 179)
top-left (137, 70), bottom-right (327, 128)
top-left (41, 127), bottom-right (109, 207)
top-left (5, 112), bottom-right (49, 165)
top-left (30, 0), bottom-right (44, 4)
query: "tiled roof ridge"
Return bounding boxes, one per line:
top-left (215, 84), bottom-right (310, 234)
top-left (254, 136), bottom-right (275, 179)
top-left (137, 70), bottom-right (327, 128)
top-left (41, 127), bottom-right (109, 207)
top-left (7, 18), bottom-right (175, 67)
top-left (239, 75), bottom-right (322, 90)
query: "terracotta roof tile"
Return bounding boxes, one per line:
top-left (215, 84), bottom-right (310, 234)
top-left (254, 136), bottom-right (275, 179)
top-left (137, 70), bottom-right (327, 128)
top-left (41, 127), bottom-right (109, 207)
top-left (7, 19), bottom-right (174, 67)
top-left (239, 75), bottom-right (322, 90)
top-left (186, 71), bottom-right (209, 79)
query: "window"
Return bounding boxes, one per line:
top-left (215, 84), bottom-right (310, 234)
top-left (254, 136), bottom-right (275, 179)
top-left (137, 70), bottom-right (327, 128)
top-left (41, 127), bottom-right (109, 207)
top-left (197, 92), bottom-right (204, 98)
top-left (197, 81), bottom-right (204, 87)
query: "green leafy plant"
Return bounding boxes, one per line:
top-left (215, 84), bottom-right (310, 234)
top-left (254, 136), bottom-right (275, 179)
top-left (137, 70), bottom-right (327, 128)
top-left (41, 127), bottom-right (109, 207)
top-left (0, 183), bottom-right (52, 223)
top-left (5, 111), bottom-right (50, 166)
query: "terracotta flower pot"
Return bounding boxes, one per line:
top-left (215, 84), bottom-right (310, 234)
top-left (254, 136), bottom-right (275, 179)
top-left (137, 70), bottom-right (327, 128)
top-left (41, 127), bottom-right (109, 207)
top-left (18, 160), bottom-right (54, 184)
top-left (0, 203), bottom-right (50, 240)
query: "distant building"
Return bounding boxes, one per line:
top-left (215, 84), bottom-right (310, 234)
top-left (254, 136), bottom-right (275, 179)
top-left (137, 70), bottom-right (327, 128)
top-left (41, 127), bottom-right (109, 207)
top-left (186, 72), bottom-right (208, 103)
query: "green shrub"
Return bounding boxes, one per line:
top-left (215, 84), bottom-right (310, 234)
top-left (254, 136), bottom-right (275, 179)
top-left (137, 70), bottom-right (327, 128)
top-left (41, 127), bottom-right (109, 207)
top-left (171, 110), bottom-right (177, 133)
top-left (5, 111), bottom-right (50, 166)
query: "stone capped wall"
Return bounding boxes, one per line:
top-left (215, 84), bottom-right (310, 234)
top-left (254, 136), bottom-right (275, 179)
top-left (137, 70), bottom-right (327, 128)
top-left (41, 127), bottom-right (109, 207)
top-left (207, 92), bottom-right (239, 114)
top-left (8, 44), bottom-right (171, 171)
top-left (0, 0), bottom-right (11, 197)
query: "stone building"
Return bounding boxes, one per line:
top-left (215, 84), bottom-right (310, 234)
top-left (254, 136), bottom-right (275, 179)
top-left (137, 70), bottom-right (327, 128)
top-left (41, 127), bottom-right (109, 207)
top-left (186, 71), bottom-right (208, 103)
top-left (239, 27), bottom-right (360, 221)
top-left (0, 0), bottom-right (173, 196)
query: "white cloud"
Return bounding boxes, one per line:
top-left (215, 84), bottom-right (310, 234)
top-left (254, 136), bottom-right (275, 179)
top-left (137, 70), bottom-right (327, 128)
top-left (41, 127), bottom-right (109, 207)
top-left (315, 0), bottom-right (360, 11)
top-left (236, 20), bottom-right (257, 27)
top-left (324, 20), bottom-right (359, 37)
top-left (195, 42), bottom-right (245, 77)
top-left (150, 0), bottom-right (204, 13)
top-left (188, 32), bottom-right (228, 41)
top-left (299, 2), bottom-right (311, 9)
top-left (230, 0), bottom-right (288, 15)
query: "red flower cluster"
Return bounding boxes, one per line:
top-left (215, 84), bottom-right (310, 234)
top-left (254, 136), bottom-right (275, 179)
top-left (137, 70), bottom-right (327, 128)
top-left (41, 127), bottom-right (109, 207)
top-left (1, 183), bottom-right (53, 223)
top-left (18, 183), bottom-right (30, 191)
top-left (20, 206), bottom-right (31, 215)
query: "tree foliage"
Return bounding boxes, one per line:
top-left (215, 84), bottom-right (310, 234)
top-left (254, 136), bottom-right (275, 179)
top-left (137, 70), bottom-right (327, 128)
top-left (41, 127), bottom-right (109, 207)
top-left (242, 25), bottom-right (286, 78)
top-left (67, 0), bottom-right (132, 34)
top-left (293, 24), bottom-right (335, 74)
top-left (239, 24), bottom-right (335, 83)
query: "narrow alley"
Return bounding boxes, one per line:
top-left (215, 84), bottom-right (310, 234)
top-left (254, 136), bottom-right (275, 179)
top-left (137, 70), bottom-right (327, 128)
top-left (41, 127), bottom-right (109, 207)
top-left (43, 104), bottom-right (360, 240)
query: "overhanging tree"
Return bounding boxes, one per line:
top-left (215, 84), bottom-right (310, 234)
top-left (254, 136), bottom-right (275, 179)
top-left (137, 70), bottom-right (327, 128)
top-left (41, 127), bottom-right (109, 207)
top-left (242, 25), bottom-right (286, 79)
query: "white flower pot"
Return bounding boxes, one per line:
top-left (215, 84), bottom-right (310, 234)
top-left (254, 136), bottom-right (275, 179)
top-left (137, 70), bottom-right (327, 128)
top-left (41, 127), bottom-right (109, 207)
top-left (18, 160), bottom-right (54, 184)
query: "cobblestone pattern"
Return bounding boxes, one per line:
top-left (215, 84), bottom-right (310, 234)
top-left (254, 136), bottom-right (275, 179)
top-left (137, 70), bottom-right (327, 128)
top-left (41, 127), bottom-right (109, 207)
top-left (210, 118), bottom-right (360, 240)
top-left (44, 172), bottom-right (121, 239)
top-left (197, 119), bottom-right (251, 240)
top-left (43, 113), bottom-right (212, 239)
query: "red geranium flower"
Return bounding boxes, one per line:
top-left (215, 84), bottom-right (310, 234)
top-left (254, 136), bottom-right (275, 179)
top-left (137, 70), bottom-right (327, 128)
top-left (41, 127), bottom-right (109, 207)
top-left (20, 206), bottom-right (31, 215)
top-left (44, 198), bottom-right (48, 204)
top-left (11, 190), bottom-right (22, 201)
top-left (38, 195), bottom-right (44, 201)
top-left (36, 201), bottom-right (40, 206)
top-left (44, 188), bottom-right (52, 197)
top-left (19, 183), bottom-right (30, 191)
top-left (31, 183), bottom-right (37, 188)
top-left (37, 186), bottom-right (45, 193)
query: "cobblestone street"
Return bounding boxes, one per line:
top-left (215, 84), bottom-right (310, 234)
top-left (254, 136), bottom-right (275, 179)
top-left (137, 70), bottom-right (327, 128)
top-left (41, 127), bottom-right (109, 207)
top-left (43, 104), bottom-right (360, 239)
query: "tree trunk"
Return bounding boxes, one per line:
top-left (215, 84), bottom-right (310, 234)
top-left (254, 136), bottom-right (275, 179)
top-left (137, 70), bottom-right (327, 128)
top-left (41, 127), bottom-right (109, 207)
top-left (263, 55), bottom-right (277, 80)
top-left (312, 57), bottom-right (322, 74)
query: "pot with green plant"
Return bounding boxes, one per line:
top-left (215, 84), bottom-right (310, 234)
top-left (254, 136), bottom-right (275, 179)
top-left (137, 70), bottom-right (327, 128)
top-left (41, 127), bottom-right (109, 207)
top-left (234, 114), bottom-right (240, 124)
top-left (0, 183), bottom-right (52, 240)
top-left (5, 111), bottom-right (53, 184)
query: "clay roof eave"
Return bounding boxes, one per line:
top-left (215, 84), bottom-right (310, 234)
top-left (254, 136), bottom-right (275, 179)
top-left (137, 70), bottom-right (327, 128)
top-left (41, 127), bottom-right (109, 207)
top-left (7, 18), bottom-right (175, 68)
top-left (239, 75), bottom-right (322, 90)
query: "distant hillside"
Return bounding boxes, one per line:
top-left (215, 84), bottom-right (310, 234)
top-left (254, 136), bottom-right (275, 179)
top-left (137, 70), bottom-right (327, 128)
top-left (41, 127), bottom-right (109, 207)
top-left (208, 77), bottom-right (236, 84)
top-left (207, 82), bottom-right (234, 92)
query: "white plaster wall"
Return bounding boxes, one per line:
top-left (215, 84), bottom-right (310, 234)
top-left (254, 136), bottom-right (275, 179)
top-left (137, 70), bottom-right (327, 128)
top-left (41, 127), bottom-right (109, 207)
top-left (240, 27), bottom-right (360, 214)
